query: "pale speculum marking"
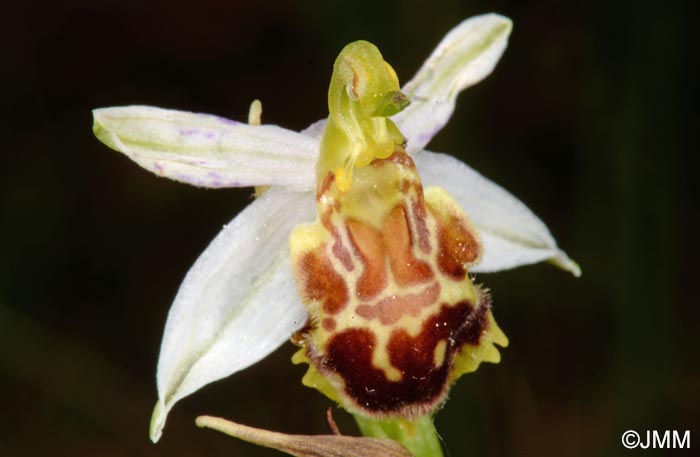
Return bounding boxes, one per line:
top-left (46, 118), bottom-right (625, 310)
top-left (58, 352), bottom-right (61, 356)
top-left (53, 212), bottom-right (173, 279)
top-left (294, 150), bottom-right (490, 417)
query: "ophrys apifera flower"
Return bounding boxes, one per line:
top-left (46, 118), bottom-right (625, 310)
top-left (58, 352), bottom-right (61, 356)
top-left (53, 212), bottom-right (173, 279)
top-left (92, 13), bottom-right (579, 447)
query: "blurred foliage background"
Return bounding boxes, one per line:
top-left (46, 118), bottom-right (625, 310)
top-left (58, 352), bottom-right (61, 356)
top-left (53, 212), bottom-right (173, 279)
top-left (1, 0), bottom-right (697, 456)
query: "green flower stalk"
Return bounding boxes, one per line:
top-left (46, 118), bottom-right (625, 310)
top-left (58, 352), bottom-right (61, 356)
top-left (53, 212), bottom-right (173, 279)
top-left (92, 13), bottom-right (579, 456)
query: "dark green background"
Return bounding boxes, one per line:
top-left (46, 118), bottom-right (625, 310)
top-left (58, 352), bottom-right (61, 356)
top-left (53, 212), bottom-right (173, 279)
top-left (2, 0), bottom-right (696, 456)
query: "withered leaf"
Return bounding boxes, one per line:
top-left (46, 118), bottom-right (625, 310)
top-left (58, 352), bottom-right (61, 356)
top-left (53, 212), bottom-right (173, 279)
top-left (196, 415), bottom-right (413, 457)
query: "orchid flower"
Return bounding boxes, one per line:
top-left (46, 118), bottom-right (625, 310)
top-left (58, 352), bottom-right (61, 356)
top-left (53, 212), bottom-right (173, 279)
top-left (93, 13), bottom-right (579, 448)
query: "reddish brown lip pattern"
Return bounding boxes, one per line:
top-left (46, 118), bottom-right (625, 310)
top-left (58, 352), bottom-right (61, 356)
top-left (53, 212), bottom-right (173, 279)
top-left (293, 150), bottom-right (500, 417)
top-left (321, 295), bottom-right (491, 415)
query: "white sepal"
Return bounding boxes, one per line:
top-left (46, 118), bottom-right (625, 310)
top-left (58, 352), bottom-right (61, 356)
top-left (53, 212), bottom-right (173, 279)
top-left (301, 118), bottom-right (326, 139)
top-left (93, 106), bottom-right (317, 191)
top-left (150, 188), bottom-right (315, 443)
top-left (415, 150), bottom-right (580, 276)
top-left (395, 14), bottom-right (512, 154)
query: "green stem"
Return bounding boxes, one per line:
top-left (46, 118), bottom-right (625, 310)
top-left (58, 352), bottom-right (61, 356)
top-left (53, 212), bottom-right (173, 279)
top-left (353, 414), bottom-right (444, 457)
